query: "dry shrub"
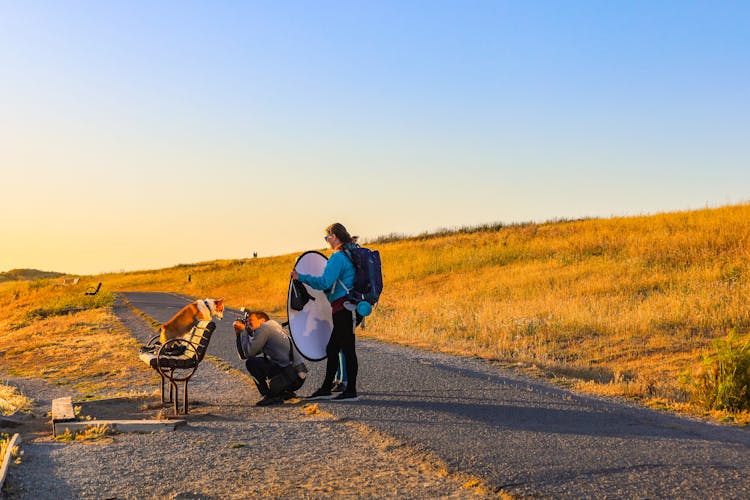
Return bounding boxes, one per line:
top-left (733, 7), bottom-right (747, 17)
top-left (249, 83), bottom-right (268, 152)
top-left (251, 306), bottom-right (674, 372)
top-left (682, 330), bottom-right (750, 411)
top-left (54, 424), bottom-right (112, 442)
top-left (0, 433), bottom-right (23, 465)
top-left (0, 384), bottom-right (33, 416)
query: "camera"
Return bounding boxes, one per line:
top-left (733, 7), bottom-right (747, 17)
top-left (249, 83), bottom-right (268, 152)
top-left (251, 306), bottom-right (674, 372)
top-left (236, 307), bottom-right (250, 327)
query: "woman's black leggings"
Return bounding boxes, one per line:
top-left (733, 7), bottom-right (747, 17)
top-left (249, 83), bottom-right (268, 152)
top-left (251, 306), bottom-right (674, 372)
top-left (322, 309), bottom-right (358, 393)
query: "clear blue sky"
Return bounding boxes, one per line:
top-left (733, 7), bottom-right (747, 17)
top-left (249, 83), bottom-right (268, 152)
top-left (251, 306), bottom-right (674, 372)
top-left (1, 1), bottom-right (748, 275)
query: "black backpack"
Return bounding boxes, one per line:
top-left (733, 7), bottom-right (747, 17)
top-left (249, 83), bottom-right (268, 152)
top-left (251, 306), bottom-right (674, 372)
top-left (342, 244), bottom-right (383, 315)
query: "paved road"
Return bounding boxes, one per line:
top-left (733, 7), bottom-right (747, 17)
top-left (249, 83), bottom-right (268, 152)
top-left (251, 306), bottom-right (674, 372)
top-left (123, 291), bottom-right (750, 498)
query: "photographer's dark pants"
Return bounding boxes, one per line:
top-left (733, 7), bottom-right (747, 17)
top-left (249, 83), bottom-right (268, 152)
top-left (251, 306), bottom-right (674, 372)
top-left (322, 309), bottom-right (359, 394)
top-left (245, 357), bottom-right (283, 396)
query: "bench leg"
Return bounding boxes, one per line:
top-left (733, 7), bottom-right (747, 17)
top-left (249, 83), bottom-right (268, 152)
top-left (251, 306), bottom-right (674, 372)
top-left (168, 378), bottom-right (180, 415)
top-left (154, 366), bottom-right (197, 415)
top-left (161, 374), bottom-right (167, 403)
top-left (166, 378), bottom-right (190, 415)
top-left (159, 372), bottom-right (173, 404)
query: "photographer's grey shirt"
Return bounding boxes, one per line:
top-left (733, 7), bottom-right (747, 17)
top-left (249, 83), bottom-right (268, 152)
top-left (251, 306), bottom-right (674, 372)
top-left (237, 320), bottom-right (298, 367)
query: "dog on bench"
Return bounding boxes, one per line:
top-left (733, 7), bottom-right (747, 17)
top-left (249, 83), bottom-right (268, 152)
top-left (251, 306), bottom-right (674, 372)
top-left (159, 298), bottom-right (225, 344)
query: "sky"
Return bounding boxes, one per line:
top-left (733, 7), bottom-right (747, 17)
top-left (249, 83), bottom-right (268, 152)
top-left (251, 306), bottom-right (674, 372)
top-left (1, 1), bottom-right (749, 275)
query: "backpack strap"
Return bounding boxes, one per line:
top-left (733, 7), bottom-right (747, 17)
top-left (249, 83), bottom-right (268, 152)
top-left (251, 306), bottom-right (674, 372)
top-left (285, 332), bottom-right (295, 365)
top-left (341, 244), bottom-right (358, 267)
top-left (336, 279), bottom-right (350, 294)
top-left (331, 246), bottom-right (356, 297)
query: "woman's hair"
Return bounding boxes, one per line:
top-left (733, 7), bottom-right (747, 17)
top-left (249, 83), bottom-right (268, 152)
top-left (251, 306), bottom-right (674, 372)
top-left (326, 222), bottom-right (353, 244)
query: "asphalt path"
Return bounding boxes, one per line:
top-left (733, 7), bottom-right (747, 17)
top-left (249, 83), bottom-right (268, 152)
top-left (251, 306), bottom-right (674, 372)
top-left (122, 291), bottom-right (750, 498)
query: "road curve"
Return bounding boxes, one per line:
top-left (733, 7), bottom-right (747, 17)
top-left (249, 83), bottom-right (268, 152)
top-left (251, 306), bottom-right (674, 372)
top-left (122, 291), bottom-right (750, 498)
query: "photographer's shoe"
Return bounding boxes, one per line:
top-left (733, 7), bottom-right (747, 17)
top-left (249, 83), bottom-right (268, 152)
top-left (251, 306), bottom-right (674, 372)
top-left (332, 391), bottom-right (359, 402)
top-left (255, 395), bottom-right (282, 407)
top-left (305, 387), bottom-right (333, 400)
top-left (281, 391), bottom-right (297, 401)
top-left (331, 381), bottom-right (347, 393)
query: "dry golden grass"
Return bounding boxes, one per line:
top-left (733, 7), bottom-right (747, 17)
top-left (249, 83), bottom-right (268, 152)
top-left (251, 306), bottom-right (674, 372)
top-left (100, 255), bottom-right (295, 317)
top-left (302, 403), bottom-right (321, 416)
top-left (0, 280), bottom-right (159, 399)
top-left (0, 384), bottom-right (32, 416)
top-left (53, 424), bottom-right (112, 442)
top-left (2, 203), bottom-right (749, 422)
top-left (0, 433), bottom-right (22, 465)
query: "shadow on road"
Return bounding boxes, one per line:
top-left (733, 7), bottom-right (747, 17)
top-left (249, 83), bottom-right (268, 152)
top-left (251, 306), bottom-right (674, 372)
top-left (352, 391), bottom-right (750, 445)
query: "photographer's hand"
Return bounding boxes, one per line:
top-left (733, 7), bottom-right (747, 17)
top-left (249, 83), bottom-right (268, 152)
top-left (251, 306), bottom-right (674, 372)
top-left (233, 320), bottom-right (245, 334)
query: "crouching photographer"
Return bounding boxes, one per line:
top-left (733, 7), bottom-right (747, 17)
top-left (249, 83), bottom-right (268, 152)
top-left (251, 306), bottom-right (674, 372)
top-left (234, 309), bottom-right (308, 406)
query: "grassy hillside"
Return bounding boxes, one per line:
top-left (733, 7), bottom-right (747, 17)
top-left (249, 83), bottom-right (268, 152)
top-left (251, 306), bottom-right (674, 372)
top-left (1, 203), bottom-right (748, 422)
top-left (0, 280), bottom-right (158, 403)
top-left (0, 268), bottom-right (64, 283)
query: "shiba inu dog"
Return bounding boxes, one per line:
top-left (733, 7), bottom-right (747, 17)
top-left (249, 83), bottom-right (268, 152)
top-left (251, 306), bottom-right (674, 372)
top-left (159, 298), bottom-right (224, 344)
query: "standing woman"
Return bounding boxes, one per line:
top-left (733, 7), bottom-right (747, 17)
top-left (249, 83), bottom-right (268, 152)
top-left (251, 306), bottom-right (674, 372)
top-left (293, 222), bottom-right (360, 401)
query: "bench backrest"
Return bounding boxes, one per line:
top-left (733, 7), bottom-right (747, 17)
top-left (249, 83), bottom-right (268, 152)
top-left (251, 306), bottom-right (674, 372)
top-left (184, 320), bottom-right (216, 362)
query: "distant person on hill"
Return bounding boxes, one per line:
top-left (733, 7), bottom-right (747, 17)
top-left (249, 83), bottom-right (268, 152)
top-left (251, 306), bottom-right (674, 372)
top-left (292, 222), bottom-right (361, 401)
top-left (234, 310), bottom-right (308, 406)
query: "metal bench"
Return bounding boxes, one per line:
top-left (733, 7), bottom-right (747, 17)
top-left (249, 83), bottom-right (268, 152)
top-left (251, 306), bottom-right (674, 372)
top-left (138, 320), bottom-right (216, 415)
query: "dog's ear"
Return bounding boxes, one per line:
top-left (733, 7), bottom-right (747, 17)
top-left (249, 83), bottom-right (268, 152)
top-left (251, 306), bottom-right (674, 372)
top-left (217, 298), bottom-right (224, 304)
